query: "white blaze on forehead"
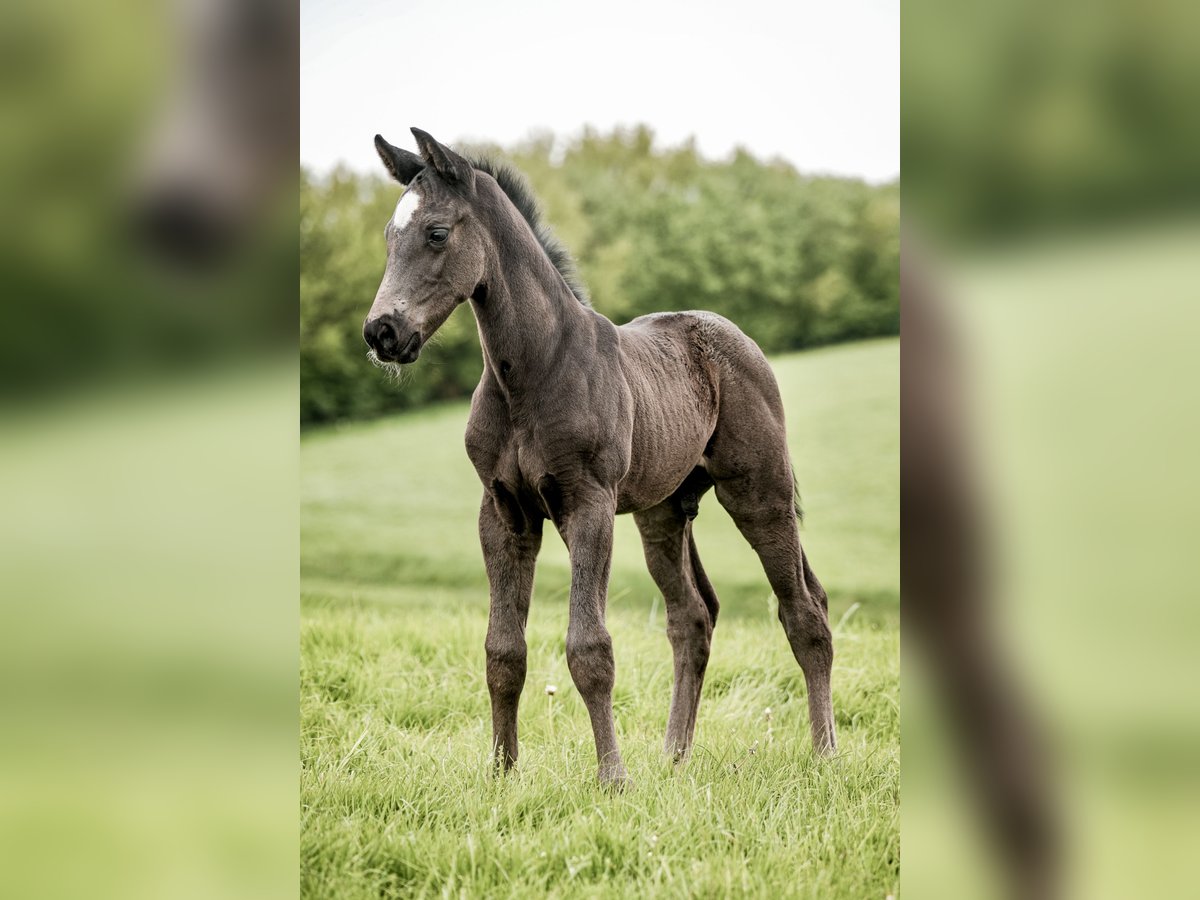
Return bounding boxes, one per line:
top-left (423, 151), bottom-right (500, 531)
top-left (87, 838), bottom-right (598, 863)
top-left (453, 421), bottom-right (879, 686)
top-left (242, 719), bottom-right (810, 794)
top-left (391, 188), bottom-right (421, 230)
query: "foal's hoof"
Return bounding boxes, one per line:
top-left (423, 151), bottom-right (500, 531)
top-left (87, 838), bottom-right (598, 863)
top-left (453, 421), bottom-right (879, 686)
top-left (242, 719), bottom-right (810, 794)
top-left (814, 726), bottom-right (838, 758)
top-left (664, 743), bottom-right (691, 765)
top-left (598, 765), bottom-right (632, 791)
top-left (812, 737), bottom-right (838, 759)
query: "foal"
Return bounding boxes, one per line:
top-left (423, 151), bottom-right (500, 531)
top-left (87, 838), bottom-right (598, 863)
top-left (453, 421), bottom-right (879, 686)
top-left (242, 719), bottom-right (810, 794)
top-left (363, 128), bottom-right (836, 786)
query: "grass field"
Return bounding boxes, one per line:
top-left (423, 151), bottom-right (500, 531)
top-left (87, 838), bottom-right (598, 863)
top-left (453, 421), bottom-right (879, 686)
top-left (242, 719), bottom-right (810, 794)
top-left (301, 338), bottom-right (899, 899)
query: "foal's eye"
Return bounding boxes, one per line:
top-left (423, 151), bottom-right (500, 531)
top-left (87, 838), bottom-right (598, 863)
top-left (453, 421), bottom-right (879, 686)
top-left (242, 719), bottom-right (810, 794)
top-left (428, 228), bottom-right (449, 247)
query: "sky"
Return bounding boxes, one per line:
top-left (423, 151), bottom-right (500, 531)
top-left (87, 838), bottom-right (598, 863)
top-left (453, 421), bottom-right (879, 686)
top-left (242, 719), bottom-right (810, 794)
top-left (301, 0), bottom-right (898, 183)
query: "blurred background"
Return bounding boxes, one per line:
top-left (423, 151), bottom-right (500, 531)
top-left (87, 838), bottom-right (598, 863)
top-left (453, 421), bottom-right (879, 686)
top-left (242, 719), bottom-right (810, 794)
top-left (903, 0), bottom-right (1200, 897)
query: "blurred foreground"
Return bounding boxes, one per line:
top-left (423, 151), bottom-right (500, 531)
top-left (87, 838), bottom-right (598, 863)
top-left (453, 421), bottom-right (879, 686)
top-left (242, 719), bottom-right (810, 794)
top-left (0, 367), bottom-right (297, 900)
top-left (0, 0), bottom-right (297, 897)
top-left (904, 0), bottom-right (1200, 896)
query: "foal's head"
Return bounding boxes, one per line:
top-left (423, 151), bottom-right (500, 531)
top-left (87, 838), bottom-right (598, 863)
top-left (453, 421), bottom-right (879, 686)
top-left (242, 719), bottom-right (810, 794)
top-left (363, 128), bottom-right (489, 365)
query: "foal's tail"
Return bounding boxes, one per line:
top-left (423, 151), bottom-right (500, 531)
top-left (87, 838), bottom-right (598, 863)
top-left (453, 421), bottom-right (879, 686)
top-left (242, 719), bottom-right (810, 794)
top-left (687, 530), bottom-right (721, 627)
top-left (801, 547), bottom-right (829, 612)
top-left (791, 459), bottom-right (805, 525)
top-left (790, 459), bottom-right (827, 611)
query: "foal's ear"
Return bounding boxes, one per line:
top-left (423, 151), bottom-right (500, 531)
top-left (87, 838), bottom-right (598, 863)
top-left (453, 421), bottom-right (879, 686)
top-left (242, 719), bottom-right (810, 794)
top-left (374, 134), bottom-right (425, 185)
top-left (410, 127), bottom-right (476, 189)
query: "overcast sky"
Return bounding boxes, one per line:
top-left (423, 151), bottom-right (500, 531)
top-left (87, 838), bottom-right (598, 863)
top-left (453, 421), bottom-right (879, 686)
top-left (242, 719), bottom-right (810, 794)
top-left (301, 0), bottom-right (898, 183)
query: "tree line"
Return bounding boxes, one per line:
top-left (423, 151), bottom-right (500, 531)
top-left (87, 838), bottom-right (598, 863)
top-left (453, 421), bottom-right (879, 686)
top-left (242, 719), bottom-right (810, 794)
top-left (301, 126), bottom-right (898, 425)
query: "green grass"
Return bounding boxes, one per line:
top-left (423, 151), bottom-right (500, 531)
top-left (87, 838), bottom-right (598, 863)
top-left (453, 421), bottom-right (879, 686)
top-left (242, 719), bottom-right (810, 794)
top-left (301, 338), bottom-right (899, 899)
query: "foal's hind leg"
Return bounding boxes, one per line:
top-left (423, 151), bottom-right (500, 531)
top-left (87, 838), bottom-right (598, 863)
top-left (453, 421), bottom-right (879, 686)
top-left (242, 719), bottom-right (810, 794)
top-left (712, 459), bottom-right (837, 754)
top-left (634, 494), bottom-right (718, 761)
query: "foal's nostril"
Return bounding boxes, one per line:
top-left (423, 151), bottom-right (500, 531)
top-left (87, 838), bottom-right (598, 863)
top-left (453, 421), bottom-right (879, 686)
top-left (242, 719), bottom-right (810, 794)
top-left (364, 317), bottom-right (400, 354)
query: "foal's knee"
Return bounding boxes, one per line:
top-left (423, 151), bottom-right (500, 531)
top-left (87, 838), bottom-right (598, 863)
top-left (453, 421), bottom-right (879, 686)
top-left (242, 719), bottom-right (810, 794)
top-left (565, 629), bottom-right (615, 698)
top-left (485, 637), bottom-right (527, 701)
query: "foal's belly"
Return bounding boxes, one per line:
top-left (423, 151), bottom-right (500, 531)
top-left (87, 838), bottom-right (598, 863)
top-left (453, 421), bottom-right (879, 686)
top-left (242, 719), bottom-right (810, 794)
top-left (615, 417), bottom-right (711, 513)
top-left (614, 336), bottom-right (718, 514)
top-left (616, 466), bottom-right (703, 515)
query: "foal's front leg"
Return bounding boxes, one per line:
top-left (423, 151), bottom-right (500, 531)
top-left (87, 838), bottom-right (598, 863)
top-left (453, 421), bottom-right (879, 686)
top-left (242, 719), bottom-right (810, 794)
top-left (561, 493), bottom-right (629, 787)
top-left (480, 493), bottom-right (542, 771)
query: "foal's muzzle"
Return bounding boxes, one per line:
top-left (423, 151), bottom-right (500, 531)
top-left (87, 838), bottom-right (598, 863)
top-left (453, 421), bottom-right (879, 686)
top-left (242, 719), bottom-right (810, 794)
top-left (363, 315), bottom-right (421, 363)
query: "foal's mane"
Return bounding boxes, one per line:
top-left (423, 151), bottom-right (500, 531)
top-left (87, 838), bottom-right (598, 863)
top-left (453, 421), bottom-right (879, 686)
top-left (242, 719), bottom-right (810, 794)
top-left (467, 156), bottom-right (590, 306)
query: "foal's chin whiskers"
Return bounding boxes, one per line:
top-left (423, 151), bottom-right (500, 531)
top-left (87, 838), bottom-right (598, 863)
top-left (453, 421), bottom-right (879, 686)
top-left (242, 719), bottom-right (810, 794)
top-left (366, 349), bottom-right (412, 386)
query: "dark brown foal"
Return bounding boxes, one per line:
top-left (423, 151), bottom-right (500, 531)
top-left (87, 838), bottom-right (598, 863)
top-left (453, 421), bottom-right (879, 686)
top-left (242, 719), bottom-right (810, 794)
top-left (363, 128), bottom-right (836, 784)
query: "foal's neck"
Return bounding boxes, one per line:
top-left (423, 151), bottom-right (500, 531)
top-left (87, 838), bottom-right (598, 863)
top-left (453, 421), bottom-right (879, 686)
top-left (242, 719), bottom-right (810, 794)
top-left (469, 187), bottom-right (591, 389)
